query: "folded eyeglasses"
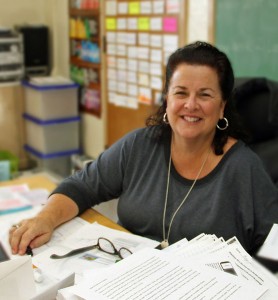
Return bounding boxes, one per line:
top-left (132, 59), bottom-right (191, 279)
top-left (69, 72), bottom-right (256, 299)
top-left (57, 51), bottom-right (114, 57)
top-left (50, 237), bottom-right (132, 260)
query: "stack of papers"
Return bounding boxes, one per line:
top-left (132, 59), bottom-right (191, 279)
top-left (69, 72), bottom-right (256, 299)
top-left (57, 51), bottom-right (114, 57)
top-left (258, 224), bottom-right (278, 261)
top-left (0, 184), bottom-right (32, 215)
top-left (32, 223), bottom-right (160, 283)
top-left (1, 216), bottom-right (160, 298)
top-left (0, 184), bottom-right (49, 215)
top-left (57, 233), bottom-right (278, 300)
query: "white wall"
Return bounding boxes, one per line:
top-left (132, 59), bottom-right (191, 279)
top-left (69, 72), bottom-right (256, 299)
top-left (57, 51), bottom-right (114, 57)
top-left (0, 0), bottom-right (47, 27)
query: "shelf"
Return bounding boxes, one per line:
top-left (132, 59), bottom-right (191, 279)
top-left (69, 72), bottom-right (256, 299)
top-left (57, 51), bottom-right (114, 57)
top-left (69, 1), bottom-right (102, 118)
top-left (70, 8), bottom-right (99, 17)
top-left (70, 36), bottom-right (100, 43)
top-left (88, 82), bottom-right (101, 90)
top-left (70, 56), bottom-right (100, 69)
top-left (74, 83), bottom-right (101, 90)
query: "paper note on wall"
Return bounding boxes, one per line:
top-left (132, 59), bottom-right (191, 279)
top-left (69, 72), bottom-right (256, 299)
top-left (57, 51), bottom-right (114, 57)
top-left (106, 18), bottom-right (117, 30)
top-left (117, 18), bottom-right (127, 30)
top-left (138, 18), bottom-right (150, 30)
top-left (140, 1), bottom-right (152, 14)
top-left (105, 1), bottom-right (117, 16)
top-left (129, 2), bottom-right (140, 14)
top-left (153, 1), bottom-right (164, 14)
top-left (150, 17), bottom-right (162, 31)
top-left (118, 2), bottom-right (128, 14)
top-left (139, 87), bottom-right (152, 105)
top-left (163, 17), bottom-right (178, 32)
top-left (128, 18), bottom-right (138, 30)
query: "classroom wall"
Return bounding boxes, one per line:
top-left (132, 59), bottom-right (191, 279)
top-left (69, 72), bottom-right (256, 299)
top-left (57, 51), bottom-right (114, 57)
top-left (0, 0), bottom-right (217, 162)
top-left (0, 0), bottom-right (69, 81)
top-left (0, 0), bottom-right (47, 27)
top-left (0, 0), bottom-right (105, 159)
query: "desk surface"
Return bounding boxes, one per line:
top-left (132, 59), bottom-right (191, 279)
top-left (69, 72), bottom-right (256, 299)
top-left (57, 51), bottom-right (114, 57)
top-left (0, 173), bottom-right (57, 191)
top-left (0, 173), bottom-right (128, 232)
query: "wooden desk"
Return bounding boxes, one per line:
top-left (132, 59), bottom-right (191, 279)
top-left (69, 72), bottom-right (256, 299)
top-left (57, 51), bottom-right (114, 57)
top-left (0, 173), bottom-right (128, 232)
top-left (0, 173), bottom-right (57, 191)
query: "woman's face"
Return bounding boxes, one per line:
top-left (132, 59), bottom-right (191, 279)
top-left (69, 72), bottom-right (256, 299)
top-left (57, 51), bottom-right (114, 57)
top-left (166, 63), bottom-right (225, 143)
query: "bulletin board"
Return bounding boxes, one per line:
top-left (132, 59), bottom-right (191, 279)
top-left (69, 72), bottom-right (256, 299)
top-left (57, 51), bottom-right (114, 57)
top-left (215, 0), bottom-right (278, 81)
top-left (103, 0), bottom-right (188, 146)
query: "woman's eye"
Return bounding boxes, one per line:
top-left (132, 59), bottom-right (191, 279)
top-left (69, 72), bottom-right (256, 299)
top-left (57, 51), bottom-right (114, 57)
top-left (200, 93), bottom-right (212, 98)
top-left (174, 91), bottom-right (186, 96)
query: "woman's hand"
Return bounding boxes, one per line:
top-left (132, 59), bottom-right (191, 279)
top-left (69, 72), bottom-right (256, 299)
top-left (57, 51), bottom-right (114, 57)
top-left (8, 193), bottom-right (79, 255)
top-left (9, 214), bottom-right (55, 255)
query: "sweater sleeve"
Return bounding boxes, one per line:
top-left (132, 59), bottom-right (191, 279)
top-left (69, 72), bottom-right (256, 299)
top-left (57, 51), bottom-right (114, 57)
top-left (50, 129), bottom-right (138, 214)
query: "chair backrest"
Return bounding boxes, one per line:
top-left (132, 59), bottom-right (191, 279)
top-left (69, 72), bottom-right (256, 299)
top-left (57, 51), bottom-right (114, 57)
top-left (233, 77), bottom-right (278, 186)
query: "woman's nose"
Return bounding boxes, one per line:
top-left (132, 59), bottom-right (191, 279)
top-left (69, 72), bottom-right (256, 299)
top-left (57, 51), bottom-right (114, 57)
top-left (184, 95), bottom-right (198, 110)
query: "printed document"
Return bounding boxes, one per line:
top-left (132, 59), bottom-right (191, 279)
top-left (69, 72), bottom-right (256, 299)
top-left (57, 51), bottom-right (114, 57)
top-left (258, 224), bottom-right (278, 260)
top-left (32, 223), bottom-right (159, 283)
top-left (67, 248), bottom-right (267, 300)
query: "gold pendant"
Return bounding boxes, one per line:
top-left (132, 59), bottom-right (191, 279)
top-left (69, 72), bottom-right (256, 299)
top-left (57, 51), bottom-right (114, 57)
top-left (161, 240), bottom-right (169, 249)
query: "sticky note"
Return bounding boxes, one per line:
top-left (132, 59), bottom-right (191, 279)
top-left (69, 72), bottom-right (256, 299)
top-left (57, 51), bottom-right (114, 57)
top-left (129, 2), bottom-right (140, 14)
top-left (106, 18), bottom-right (116, 30)
top-left (163, 17), bottom-right (178, 32)
top-left (138, 18), bottom-right (150, 30)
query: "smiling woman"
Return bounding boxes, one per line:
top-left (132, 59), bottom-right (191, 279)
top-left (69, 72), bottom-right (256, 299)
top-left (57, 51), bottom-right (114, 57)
top-left (9, 42), bottom-right (278, 265)
top-left (147, 42), bottom-right (241, 155)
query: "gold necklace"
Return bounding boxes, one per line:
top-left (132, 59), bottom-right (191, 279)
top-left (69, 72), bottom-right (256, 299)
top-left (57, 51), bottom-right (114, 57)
top-left (161, 146), bottom-right (211, 249)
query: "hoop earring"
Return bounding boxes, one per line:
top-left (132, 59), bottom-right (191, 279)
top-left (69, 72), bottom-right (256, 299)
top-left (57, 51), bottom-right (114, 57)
top-left (217, 117), bottom-right (229, 130)
top-left (163, 113), bottom-right (169, 124)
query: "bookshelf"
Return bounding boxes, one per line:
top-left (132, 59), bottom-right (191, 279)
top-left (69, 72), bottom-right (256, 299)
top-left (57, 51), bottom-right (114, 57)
top-left (68, 0), bottom-right (101, 117)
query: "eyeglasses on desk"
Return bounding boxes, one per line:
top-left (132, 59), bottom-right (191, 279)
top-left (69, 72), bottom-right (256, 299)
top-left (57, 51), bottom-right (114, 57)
top-left (50, 237), bottom-right (132, 260)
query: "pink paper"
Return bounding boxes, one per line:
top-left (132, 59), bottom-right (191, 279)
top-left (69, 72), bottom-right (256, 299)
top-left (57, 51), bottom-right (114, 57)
top-left (163, 17), bottom-right (178, 32)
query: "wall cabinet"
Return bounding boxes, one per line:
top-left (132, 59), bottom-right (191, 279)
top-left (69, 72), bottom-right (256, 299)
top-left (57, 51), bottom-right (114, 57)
top-left (69, 0), bottom-right (101, 117)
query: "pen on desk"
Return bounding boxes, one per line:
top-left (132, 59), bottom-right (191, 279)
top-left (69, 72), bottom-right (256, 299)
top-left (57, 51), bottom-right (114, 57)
top-left (26, 245), bottom-right (33, 256)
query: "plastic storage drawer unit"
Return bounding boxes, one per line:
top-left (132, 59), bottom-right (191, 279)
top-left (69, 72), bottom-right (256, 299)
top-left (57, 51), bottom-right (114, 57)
top-left (24, 146), bottom-right (78, 178)
top-left (23, 113), bottom-right (80, 154)
top-left (22, 81), bottom-right (79, 120)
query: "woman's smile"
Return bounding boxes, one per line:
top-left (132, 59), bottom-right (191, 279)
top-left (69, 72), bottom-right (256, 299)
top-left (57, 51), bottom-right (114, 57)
top-left (182, 115), bottom-right (202, 123)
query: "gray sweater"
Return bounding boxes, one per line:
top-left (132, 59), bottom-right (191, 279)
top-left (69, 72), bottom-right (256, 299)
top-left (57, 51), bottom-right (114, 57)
top-left (53, 126), bottom-right (278, 254)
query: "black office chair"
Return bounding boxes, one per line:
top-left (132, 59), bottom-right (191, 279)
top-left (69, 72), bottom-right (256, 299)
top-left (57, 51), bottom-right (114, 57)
top-left (233, 78), bottom-right (278, 273)
top-left (233, 77), bottom-right (278, 186)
